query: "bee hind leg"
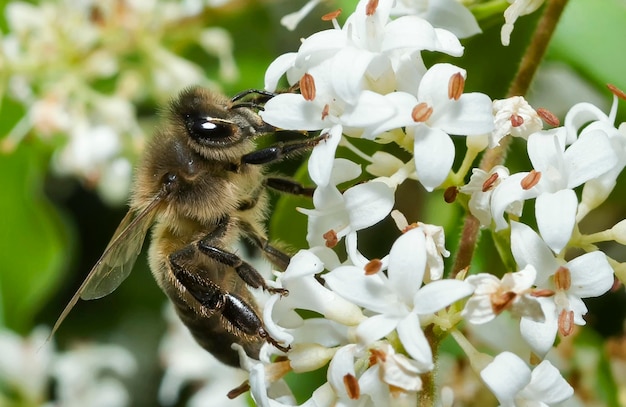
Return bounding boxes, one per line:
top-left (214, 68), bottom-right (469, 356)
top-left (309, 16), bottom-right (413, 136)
top-left (169, 250), bottom-right (288, 352)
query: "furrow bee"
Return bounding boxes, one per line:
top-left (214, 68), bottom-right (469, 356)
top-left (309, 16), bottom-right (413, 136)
top-left (52, 87), bottom-right (323, 366)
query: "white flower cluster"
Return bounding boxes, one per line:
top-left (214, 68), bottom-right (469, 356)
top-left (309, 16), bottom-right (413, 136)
top-left (0, 0), bottom-right (237, 204)
top-left (237, 0), bottom-right (625, 406)
top-left (0, 327), bottom-right (136, 407)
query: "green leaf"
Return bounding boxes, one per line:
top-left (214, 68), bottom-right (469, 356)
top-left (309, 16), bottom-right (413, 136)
top-left (0, 145), bottom-right (69, 333)
top-left (549, 0), bottom-right (626, 96)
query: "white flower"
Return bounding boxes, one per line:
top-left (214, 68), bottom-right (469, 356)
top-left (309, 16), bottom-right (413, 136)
top-left (459, 165), bottom-right (522, 227)
top-left (158, 305), bottom-right (249, 407)
top-left (263, 0), bottom-right (463, 96)
top-left (491, 126), bottom-right (618, 253)
top-left (511, 221), bottom-right (615, 356)
top-left (390, 0), bottom-right (481, 39)
top-left (501, 0), bottom-right (546, 46)
top-left (564, 95), bottom-right (626, 220)
top-left (0, 327), bottom-right (52, 404)
top-left (298, 159), bottom-right (395, 252)
top-left (491, 96), bottom-right (543, 147)
top-left (264, 249), bottom-right (365, 346)
top-left (390, 211), bottom-right (449, 281)
top-left (462, 265), bottom-right (544, 324)
top-left (370, 63), bottom-right (494, 191)
top-left (481, 351), bottom-right (573, 406)
top-left (52, 344), bottom-right (136, 407)
top-left (324, 227), bottom-right (474, 368)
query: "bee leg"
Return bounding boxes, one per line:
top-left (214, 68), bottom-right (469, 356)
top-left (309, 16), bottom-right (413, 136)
top-left (240, 133), bottom-right (328, 165)
top-left (169, 253), bottom-right (288, 352)
top-left (238, 220), bottom-right (291, 271)
top-left (264, 177), bottom-right (316, 197)
top-left (197, 217), bottom-right (288, 296)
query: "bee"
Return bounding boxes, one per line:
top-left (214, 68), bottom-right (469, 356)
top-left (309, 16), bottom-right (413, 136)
top-left (52, 87), bottom-right (324, 366)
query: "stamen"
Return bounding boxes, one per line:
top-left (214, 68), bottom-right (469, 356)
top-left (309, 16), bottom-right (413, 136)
top-left (531, 288), bottom-right (555, 297)
top-left (482, 172), bottom-right (500, 192)
top-left (369, 348), bottom-right (386, 364)
top-left (510, 113), bottom-right (524, 127)
top-left (521, 170), bottom-right (541, 190)
top-left (443, 186), bottom-right (458, 203)
top-left (300, 73), bottom-right (316, 101)
top-left (321, 104), bottom-right (330, 120)
top-left (402, 223), bottom-right (419, 233)
top-left (322, 9), bottom-right (342, 21)
top-left (607, 83), bottom-right (626, 101)
top-left (344, 373), bottom-right (361, 399)
top-left (491, 291), bottom-right (516, 315)
top-left (227, 381), bottom-right (250, 399)
top-left (558, 309), bottom-right (574, 336)
top-left (448, 72), bottom-right (465, 100)
top-left (323, 229), bottom-right (338, 248)
top-left (554, 266), bottom-right (571, 291)
top-left (411, 103), bottom-right (433, 123)
top-left (364, 259), bottom-right (383, 275)
top-left (536, 108), bottom-right (560, 127)
top-left (365, 0), bottom-right (379, 15)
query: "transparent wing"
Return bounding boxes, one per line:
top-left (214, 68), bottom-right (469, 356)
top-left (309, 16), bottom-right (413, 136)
top-left (49, 193), bottom-right (165, 339)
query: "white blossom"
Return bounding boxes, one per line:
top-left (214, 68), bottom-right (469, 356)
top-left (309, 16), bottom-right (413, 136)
top-left (511, 221), bottom-right (614, 356)
top-left (491, 126), bottom-right (618, 253)
top-left (481, 352), bottom-right (573, 406)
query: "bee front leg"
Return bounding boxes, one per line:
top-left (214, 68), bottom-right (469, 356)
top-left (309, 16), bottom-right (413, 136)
top-left (169, 250), bottom-right (289, 353)
top-left (240, 133), bottom-right (328, 165)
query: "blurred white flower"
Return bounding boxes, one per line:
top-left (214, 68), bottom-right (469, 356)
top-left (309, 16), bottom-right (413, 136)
top-left (481, 351), bottom-right (573, 405)
top-left (0, 326), bottom-right (136, 407)
top-left (158, 305), bottom-right (249, 407)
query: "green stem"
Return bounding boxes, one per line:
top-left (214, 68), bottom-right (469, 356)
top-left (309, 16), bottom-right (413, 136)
top-left (451, 0), bottom-right (570, 276)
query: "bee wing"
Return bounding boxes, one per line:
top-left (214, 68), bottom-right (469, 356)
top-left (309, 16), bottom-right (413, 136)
top-left (49, 192), bottom-right (165, 340)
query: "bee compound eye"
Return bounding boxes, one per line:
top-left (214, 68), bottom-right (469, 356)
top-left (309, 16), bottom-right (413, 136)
top-left (186, 114), bottom-right (234, 143)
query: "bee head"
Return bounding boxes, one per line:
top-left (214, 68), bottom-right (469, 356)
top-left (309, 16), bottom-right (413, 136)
top-left (168, 87), bottom-right (270, 162)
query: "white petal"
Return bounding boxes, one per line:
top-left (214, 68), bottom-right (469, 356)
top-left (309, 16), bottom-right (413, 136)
top-left (387, 228), bottom-right (427, 303)
top-left (330, 47), bottom-right (375, 104)
top-left (356, 314), bottom-right (401, 345)
top-left (308, 125), bottom-right (342, 187)
top-left (567, 251), bottom-right (614, 298)
top-left (535, 190), bottom-right (577, 254)
top-left (412, 125), bottom-right (455, 191)
top-left (510, 222), bottom-right (559, 284)
top-left (397, 313), bottom-right (434, 369)
top-left (564, 102), bottom-right (609, 138)
top-left (480, 352), bottom-right (530, 405)
top-left (435, 93), bottom-right (495, 136)
top-left (413, 280), bottom-right (474, 314)
top-left (264, 52), bottom-right (297, 91)
top-left (418, 63), bottom-right (466, 108)
top-left (344, 181), bottom-right (395, 231)
top-left (421, 0), bottom-right (481, 38)
top-left (260, 94), bottom-right (326, 130)
top-left (340, 91), bottom-right (397, 128)
top-left (527, 131), bottom-right (564, 175)
top-left (490, 173), bottom-right (538, 231)
top-left (564, 126), bottom-right (618, 188)
top-left (520, 298), bottom-right (558, 357)
top-left (521, 360), bottom-right (574, 403)
top-left (327, 344), bottom-right (357, 398)
top-left (325, 265), bottom-right (395, 313)
top-left (383, 16), bottom-right (463, 56)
